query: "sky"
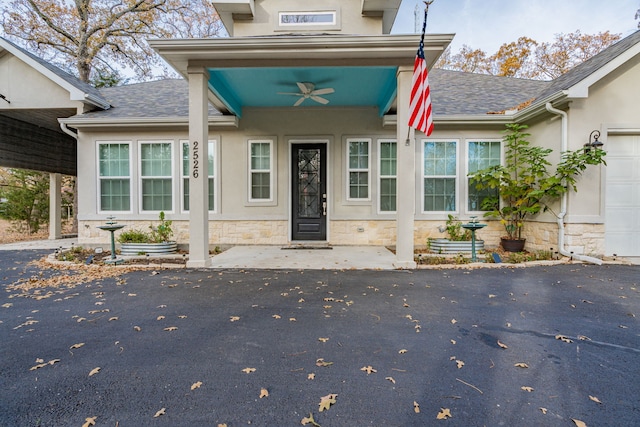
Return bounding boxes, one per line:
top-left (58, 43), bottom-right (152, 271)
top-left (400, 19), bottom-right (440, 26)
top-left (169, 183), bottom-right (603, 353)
top-left (391, 0), bottom-right (639, 53)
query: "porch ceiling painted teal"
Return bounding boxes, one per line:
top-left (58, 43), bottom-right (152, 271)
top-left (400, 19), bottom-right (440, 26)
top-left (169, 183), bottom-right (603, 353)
top-left (207, 66), bottom-right (398, 118)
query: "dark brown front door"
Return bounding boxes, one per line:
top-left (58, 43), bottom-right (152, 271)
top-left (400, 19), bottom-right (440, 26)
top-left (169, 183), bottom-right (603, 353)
top-left (292, 143), bottom-right (327, 241)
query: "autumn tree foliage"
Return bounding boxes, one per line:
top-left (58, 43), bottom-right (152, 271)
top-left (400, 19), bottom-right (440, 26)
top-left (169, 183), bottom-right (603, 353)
top-left (436, 30), bottom-right (621, 80)
top-left (1, 0), bottom-right (223, 85)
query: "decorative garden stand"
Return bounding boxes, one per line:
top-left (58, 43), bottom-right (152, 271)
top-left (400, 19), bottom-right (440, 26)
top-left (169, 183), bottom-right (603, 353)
top-left (97, 217), bottom-right (125, 264)
top-left (461, 217), bottom-right (486, 263)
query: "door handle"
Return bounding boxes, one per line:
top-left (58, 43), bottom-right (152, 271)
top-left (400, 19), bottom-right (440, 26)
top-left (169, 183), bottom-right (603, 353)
top-left (322, 201), bottom-right (327, 216)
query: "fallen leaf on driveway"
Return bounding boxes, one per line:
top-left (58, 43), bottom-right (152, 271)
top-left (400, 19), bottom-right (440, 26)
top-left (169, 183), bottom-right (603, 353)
top-left (108, 317), bottom-right (118, 321)
top-left (242, 367), bottom-right (256, 374)
top-left (260, 388), bottom-right (269, 398)
top-left (360, 365), bottom-right (377, 374)
top-left (164, 326), bottom-right (178, 331)
top-left (308, 373), bottom-right (315, 380)
top-left (88, 367), bottom-right (100, 376)
top-left (589, 395), bottom-right (602, 404)
top-left (540, 407), bottom-right (548, 414)
top-left (318, 393), bottom-right (337, 412)
top-left (456, 360), bottom-right (465, 369)
top-left (70, 343), bottom-right (85, 350)
top-left (191, 381), bottom-right (202, 390)
top-left (497, 340), bottom-right (508, 349)
top-left (229, 316), bottom-right (240, 322)
top-left (399, 349), bottom-right (408, 354)
top-left (386, 376), bottom-right (396, 384)
top-left (133, 326), bottom-right (141, 331)
top-left (414, 401), bottom-right (420, 413)
top-left (316, 358), bottom-right (333, 367)
top-left (157, 316), bottom-right (165, 321)
top-left (436, 407), bottom-right (452, 419)
top-left (318, 337), bottom-right (329, 343)
top-left (153, 408), bottom-right (165, 418)
top-left (272, 314), bottom-right (281, 319)
top-left (451, 319), bottom-right (457, 324)
top-left (301, 413), bottom-right (320, 426)
top-left (521, 386), bottom-right (534, 392)
top-left (82, 417), bottom-right (96, 427)
top-left (514, 363), bottom-right (529, 368)
top-left (555, 335), bottom-right (573, 343)
top-left (572, 419), bottom-right (587, 427)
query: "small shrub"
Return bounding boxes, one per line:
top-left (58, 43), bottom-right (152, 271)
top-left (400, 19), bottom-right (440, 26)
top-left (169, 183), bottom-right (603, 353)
top-left (117, 228), bottom-right (151, 244)
top-left (149, 211), bottom-right (173, 243)
top-left (445, 214), bottom-right (472, 241)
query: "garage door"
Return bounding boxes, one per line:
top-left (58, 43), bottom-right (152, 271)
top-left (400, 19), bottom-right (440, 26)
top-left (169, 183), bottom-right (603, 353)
top-left (605, 134), bottom-right (640, 256)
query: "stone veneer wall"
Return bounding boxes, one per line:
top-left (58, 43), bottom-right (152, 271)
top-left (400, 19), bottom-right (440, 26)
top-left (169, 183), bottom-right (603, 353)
top-left (79, 219), bottom-right (605, 255)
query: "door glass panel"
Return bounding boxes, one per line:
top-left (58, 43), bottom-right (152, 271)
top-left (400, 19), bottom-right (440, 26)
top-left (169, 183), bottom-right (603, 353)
top-left (297, 148), bottom-right (320, 218)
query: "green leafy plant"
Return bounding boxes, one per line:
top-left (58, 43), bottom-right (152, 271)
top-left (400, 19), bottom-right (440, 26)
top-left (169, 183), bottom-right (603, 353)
top-left (117, 212), bottom-right (174, 244)
top-left (117, 228), bottom-right (150, 244)
top-left (444, 214), bottom-right (472, 241)
top-left (468, 123), bottom-right (606, 240)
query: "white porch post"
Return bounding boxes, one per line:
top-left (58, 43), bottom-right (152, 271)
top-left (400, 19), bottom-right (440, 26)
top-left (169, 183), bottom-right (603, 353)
top-left (49, 173), bottom-right (62, 240)
top-left (394, 66), bottom-right (417, 268)
top-left (186, 66), bottom-right (211, 268)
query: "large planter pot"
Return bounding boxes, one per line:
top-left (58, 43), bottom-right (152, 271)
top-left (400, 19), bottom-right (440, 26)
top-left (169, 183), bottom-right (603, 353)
top-left (428, 238), bottom-right (485, 254)
top-left (501, 238), bottom-right (526, 252)
top-left (120, 241), bottom-right (178, 256)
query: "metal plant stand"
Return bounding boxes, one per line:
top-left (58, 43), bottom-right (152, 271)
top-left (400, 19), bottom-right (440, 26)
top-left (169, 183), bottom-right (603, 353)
top-left (97, 217), bottom-right (125, 264)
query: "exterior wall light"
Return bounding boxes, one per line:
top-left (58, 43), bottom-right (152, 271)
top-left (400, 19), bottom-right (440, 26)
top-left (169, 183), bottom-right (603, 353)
top-left (585, 130), bottom-right (604, 151)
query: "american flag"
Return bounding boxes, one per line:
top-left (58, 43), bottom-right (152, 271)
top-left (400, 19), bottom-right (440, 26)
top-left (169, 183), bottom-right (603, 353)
top-left (408, 8), bottom-right (433, 136)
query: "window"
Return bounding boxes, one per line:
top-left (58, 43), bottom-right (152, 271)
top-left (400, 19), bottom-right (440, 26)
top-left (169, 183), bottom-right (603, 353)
top-left (140, 141), bottom-right (173, 212)
top-left (182, 141), bottom-right (216, 212)
top-left (467, 140), bottom-right (501, 211)
top-left (423, 141), bottom-right (457, 212)
top-left (249, 140), bottom-right (273, 201)
top-left (379, 140), bottom-right (397, 212)
top-left (279, 11), bottom-right (336, 25)
top-left (347, 139), bottom-right (370, 200)
top-left (98, 142), bottom-right (131, 212)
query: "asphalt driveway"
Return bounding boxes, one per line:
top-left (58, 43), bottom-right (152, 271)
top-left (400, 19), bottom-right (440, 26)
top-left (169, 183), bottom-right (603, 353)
top-left (1, 250), bottom-right (639, 426)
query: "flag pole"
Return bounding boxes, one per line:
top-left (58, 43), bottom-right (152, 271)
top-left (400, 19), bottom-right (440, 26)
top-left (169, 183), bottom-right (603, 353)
top-left (406, 0), bottom-right (434, 144)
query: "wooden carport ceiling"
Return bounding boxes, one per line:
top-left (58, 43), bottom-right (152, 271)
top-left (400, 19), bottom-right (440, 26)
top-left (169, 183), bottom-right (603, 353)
top-left (0, 108), bottom-right (77, 175)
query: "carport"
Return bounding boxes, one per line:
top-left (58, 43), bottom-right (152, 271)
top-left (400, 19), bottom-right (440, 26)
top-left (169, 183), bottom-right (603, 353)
top-left (0, 37), bottom-right (110, 237)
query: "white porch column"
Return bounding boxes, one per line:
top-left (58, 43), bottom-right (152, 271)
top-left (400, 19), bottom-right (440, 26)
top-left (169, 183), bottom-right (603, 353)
top-left (394, 66), bottom-right (417, 268)
top-left (186, 66), bottom-right (211, 268)
top-left (49, 173), bottom-right (62, 240)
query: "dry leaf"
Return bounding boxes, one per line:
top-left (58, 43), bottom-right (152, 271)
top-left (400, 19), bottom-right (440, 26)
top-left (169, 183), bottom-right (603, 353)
top-left (540, 407), bottom-right (548, 414)
top-left (308, 373), bottom-right (315, 380)
top-left (386, 376), bottom-right (396, 384)
top-left (399, 349), bottom-right (408, 354)
top-left (414, 401), bottom-right (420, 413)
top-left (260, 388), bottom-right (269, 398)
top-left (572, 419), bottom-right (587, 427)
top-left (153, 408), bottom-right (166, 418)
top-left (133, 326), bottom-right (141, 331)
top-left (82, 417), bottom-right (96, 427)
top-left (164, 326), bottom-right (178, 331)
top-left (497, 340), bottom-right (508, 349)
top-left (178, 315), bottom-right (187, 319)
top-left (70, 343), bottom-right (85, 350)
top-left (301, 412), bottom-right (320, 426)
top-left (218, 424), bottom-right (228, 427)
top-left (289, 317), bottom-right (297, 322)
top-left (316, 358), bottom-right (333, 367)
top-left (514, 363), bottom-right (529, 368)
top-left (589, 395), bottom-right (602, 404)
top-left (360, 365), bottom-right (377, 374)
top-left (489, 294), bottom-right (497, 298)
top-left (555, 334), bottom-right (573, 343)
top-left (49, 359), bottom-right (60, 366)
top-left (451, 319), bottom-right (457, 324)
top-left (30, 363), bottom-right (47, 371)
top-left (191, 381), bottom-right (203, 390)
top-left (157, 316), bottom-right (165, 320)
top-left (318, 337), bottom-right (329, 343)
top-left (436, 407), bottom-right (452, 419)
top-left (242, 367), bottom-right (256, 374)
top-left (456, 360), bottom-right (465, 369)
top-left (229, 316), bottom-right (240, 322)
top-left (77, 317), bottom-right (86, 323)
top-left (88, 367), bottom-right (100, 377)
top-left (521, 386), bottom-right (534, 392)
top-left (128, 293), bottom-right (137, 297)
top-left (450, 339), bottom-right (456, 345)
top-left (272, 314), bottom-right (281, 319)
top-left (108, 317), bottom-right (118, 321)
top-left (318, 393), bottom-right (338, 412)
top-left (578, 335), bottom-right (592, 341)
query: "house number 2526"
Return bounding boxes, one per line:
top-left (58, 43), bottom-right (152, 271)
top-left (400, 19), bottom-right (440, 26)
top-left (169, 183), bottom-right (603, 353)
top-left (192, 140), bottom-right (199, 178)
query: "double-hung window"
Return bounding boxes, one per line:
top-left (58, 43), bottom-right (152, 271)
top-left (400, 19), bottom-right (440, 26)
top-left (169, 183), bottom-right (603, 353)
top-left (467, 140), bottom-right (501, 211)
top-left (249, 140), bottom-right (273, 202)
top-left (182, 141), bottom-right (216, 212)
top-left (140, 141), bottom-right (173, 212)
top-left (423, 140), bottom-right (457, 212)
top-left (347, 138), bottom-right (370, 200)
top-left (379, 140), bottom-right (397, 213)
top-left (98, 142), bottom-right (131, 212)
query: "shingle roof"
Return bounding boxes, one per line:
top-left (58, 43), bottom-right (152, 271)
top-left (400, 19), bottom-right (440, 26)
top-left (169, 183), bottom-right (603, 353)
top-left (535, 29), bottom-right (640, 100)
top-left (429, 69), bottom-right (550, 115)
top-left (0, 37), bottom-right (109, 109)
top-left (78, 79), bottom-right (220, 119)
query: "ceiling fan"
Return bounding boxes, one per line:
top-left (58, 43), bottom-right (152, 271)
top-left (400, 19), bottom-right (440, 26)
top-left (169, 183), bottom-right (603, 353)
top-left (277, 82), bottom-right (335, 106)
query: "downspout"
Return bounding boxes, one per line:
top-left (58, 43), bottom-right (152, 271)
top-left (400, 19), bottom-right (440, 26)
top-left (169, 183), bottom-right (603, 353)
top-left (60, 122), bottom-right (78, 140)
top-left (545, 102), bottom-right (602, 265)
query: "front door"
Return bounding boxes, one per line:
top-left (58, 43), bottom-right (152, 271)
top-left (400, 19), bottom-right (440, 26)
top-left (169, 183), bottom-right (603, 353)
top-left (292, 143), bottom-right (327, 241)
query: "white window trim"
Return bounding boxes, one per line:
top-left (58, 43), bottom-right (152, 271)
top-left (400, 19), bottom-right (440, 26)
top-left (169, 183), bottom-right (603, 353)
top-left (96, 140), bottom-right (132, 214)
top-left (247, 138), bottom-right (276, 205)
top-left (377, 138), bottom-right (397, 215)
top-left (421, 139), bottom-right (460, 214)
top-left (180, 139), bottom-right (219, 214)
top-left (138, 140), bottom-right (174, 214)
top-left (465, 139), bottom-right (502, 215)
top-left (346, 138), bottom-right (372, 202)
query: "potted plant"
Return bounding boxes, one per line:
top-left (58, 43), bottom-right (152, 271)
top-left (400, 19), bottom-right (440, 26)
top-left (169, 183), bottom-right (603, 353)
top-left (117, 211), bottom-right (177, 255)
top-left (428, 214), bottom-right (485, 254)
top-left (468, 123), bottom-right (606, 252)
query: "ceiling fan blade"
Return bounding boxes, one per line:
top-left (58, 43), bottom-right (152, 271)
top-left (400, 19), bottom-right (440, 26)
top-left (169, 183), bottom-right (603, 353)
top-left (294, 97), bottom-right (306, 107)
top-left (277, 92), bottom-right (304, 96)
top-left (310, 95), bottom-right (330, 105)
top-left (311, 88), bottom-right (335, 96)
top-left (297, 82), bottom-right (314, 93)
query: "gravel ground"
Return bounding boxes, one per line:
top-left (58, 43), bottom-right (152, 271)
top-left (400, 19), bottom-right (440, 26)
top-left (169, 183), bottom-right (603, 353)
top-left (1, 251), bottom-right (639, 426)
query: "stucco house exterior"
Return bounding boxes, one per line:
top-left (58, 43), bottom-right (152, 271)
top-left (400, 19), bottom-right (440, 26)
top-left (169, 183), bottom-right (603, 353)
top-left (1, 0), bottom-right (639, 267)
